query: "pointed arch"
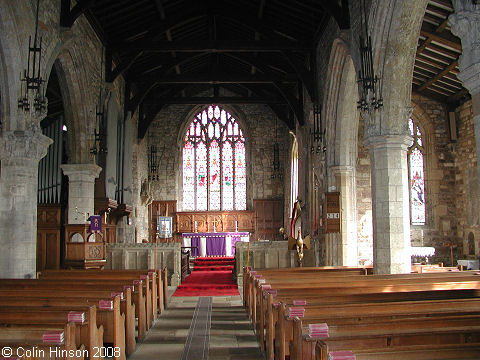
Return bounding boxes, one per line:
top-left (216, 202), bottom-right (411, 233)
top-left (181, 105), bottom-right (247, 211)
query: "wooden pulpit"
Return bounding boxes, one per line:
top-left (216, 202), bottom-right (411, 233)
top-left (64, 224), bottom-right (106, 269)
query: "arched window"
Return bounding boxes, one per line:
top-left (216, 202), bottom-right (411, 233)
top-left (408, 118), bottom-right (426, 225)
top-left (290, 137), bottom-right (299, 213)
top-left (182, 105), bottom-right (246, 211)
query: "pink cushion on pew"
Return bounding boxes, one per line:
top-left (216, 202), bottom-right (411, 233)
top-left (42, 331), bottom-right (64, 344)
top-left (67, 311), bottom-right (85, 324)
top-left (293, 299), bottom-right (306, 306)
top-left (99, 299), bottom-right (114, 310)
top-left (329, 351), bottom-right (355, 360)
top-left (111, 291), bottom-right (124, 299)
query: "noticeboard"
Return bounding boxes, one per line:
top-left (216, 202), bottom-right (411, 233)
top-left (325, 192), bottom-right (340, 233)
top-left (157, 216), bottom-right (173, 238)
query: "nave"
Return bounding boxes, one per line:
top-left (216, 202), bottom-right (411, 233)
top-left (130, 294), bottom-right (263, 360)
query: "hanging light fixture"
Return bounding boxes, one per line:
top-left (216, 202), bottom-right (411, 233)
top-left (90, 47), bottom-right (107, 156)
top-left (18, 0), bottom-right (46, 113)
top-left (271, 117), bottom-right (282, 179)
top-left (310, 103), bottom-right (326, 154)
top-left (148, 145), bottom-right (159, 181)
top-left (357, 0), bottom-right (383, 112)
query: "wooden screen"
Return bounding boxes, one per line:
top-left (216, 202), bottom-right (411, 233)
top-left (254, 199), bottom-right (284, 241)
top-left (149, 201), bottom-right (177, 242)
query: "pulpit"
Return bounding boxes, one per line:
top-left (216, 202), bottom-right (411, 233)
top-left (182, 232), bottom-right (250, 257)
top-left (64, 224), bottom-right (106, 269)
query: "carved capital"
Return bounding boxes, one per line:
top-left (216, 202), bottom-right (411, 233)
top-left (449, 3), bottom-right (480, 89)
top-left (0, 130), bottom-right (52, 163)
top-left (363, 133), bottom-right (413, 151)
top-left (61, 163), bottom-right (102, 180)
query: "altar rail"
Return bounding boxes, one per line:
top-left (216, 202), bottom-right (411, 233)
top-left (234, 240), bottom-right (319, 286)
top-left (106, 243), bottom-right (181, 286)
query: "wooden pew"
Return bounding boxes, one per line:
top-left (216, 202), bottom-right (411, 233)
top-left (247, 270), bottom-right (480, 360)
top-left (0, 278), bottom-right (145, 342)
top-left (251, 272), bottom-right (480, 346)
top-left (243, 267), bottom-right (369, 309)
top-left (39, 269), bottom-right (160, 321)
top-left (294, 315), bottom-right (480, 360)
top-left (0, 302), bottom-right (103, 359)
top-left (315, 340), bottom-right (480, 360)
top-left (0, 289), bottom-right (127, 359)
top-left (275, 298), bottom-right (480, 360)
top-left (0, 319), bottom-right (86, 360)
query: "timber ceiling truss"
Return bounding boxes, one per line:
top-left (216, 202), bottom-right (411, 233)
top-left (60, 0), bottom-right (349, 138)
top-left (60, 0), bottom-right (467, 138)
top-left (414, 0), bottom-right (468, 107)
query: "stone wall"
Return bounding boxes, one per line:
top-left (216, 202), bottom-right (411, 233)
top-left (356, 115), bottom-right (373, 266)
top-left (410, 94), bottom-right (459, 265)
top-left (454, 99), bottom-right (479, 258)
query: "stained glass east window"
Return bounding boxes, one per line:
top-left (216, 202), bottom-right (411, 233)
top-left (182, 105), bottom-right (246, 211)
top-left (408, 118), bottom-right (426, 225)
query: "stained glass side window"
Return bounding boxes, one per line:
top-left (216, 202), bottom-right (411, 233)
top-left (222, 142), bottom-right (234, 210)
top-left (408, 118), bottom-right (426, 225)
top-left (196, 142), bottom-right (208, 211)
top-left (182, 105), bottom-right (246, 211)
top-left (182, 141), bottom-right (195, 211)
top-left (209, 140), bottom-right (221, 210)
top-left (235, 142), bottom-right (247, 210)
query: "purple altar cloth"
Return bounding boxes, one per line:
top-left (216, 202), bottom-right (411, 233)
top-left (206, 235), bottom-right (226, 256)
top-left (190, 236), bottom-right (200, 257)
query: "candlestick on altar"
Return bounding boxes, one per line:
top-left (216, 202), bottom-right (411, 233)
top-left (194, 221), bottom-right (198, 233)
top-left (235, 220), bottom-right (238, 232)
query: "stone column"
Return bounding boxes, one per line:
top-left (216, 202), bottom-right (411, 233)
top-left (0, 130), bottom-right (52, 278)
top-left (61, 164), bottom-right (102, 224)
top-left (449, 2), bottom-right (480, 189)
top-left (364, 135), bottom-right (412, 274)
top-left (329, 165), bottom-right (358, 266)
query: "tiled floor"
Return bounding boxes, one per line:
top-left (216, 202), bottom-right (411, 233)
top-left (129, 288), bottom-right (264, 360)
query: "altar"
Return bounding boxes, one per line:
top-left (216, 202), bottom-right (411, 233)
top-left (182, 232), bottom-right (250, 257)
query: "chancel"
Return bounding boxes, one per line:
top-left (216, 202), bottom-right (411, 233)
top-left (1, 0), bottom-right (480, 358)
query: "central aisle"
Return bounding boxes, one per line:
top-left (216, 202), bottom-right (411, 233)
top-left (129, 294), bottom-right (264, 360)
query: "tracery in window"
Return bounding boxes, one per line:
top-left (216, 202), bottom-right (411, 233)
top-left (408, 118), bottom-right (426, 225)
top-left (182, 105), bottom-right (246, 211)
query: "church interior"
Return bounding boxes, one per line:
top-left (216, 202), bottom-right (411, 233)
top-left (1, 0), bottom-right (480, 359)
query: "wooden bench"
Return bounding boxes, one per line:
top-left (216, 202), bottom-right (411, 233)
top-left (0, 288), bottom-right (128, 358)
top-left (275, 297), bottom-right (480, 360)
top-left (315, 340), bottom-right (480, 360)
top-left (0, 304), bottom-right (103, 359)
top-left (253, 275), bottom-right (480, 348)
top-left (39, 268), bottom-right (164, 320)
top-left (0, 318), bottom-right (86, 360)
top-left (294, 314), bottom-right (480, 360)
top-left (245, 267), bottom-right (480, 360)
top-left (0, 278), bottom-right (144, 341)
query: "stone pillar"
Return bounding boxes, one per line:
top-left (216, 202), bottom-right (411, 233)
top-left (61, 164), bottom-right (102, 224)
top-left (364, 135), bottom-right (412, 274)
top-left (330, 165), bottom-right (358, 266)
top-left (449, 2), bottom-right (480, 189)
top-left (0, 130), bottom-right (52, 278)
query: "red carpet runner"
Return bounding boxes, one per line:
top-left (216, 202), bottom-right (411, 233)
top-left (173, 256), bottom-right (239, 297)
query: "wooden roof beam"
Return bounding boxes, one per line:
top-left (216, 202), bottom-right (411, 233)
top-left (109, 40), bottom-right (311, 52)
top-left (420, 23), bottom-right (462, 52)
top-left (60, 0), bottom-right (96, 28)
top-left (417, 60), bottom-right (459, 92)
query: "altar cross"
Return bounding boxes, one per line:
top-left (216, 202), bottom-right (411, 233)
top-left (212, 218), bottom-right (221, 232)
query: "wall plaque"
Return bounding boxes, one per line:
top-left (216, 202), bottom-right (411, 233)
top-left (325, 192), bottom-right (341, 233)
